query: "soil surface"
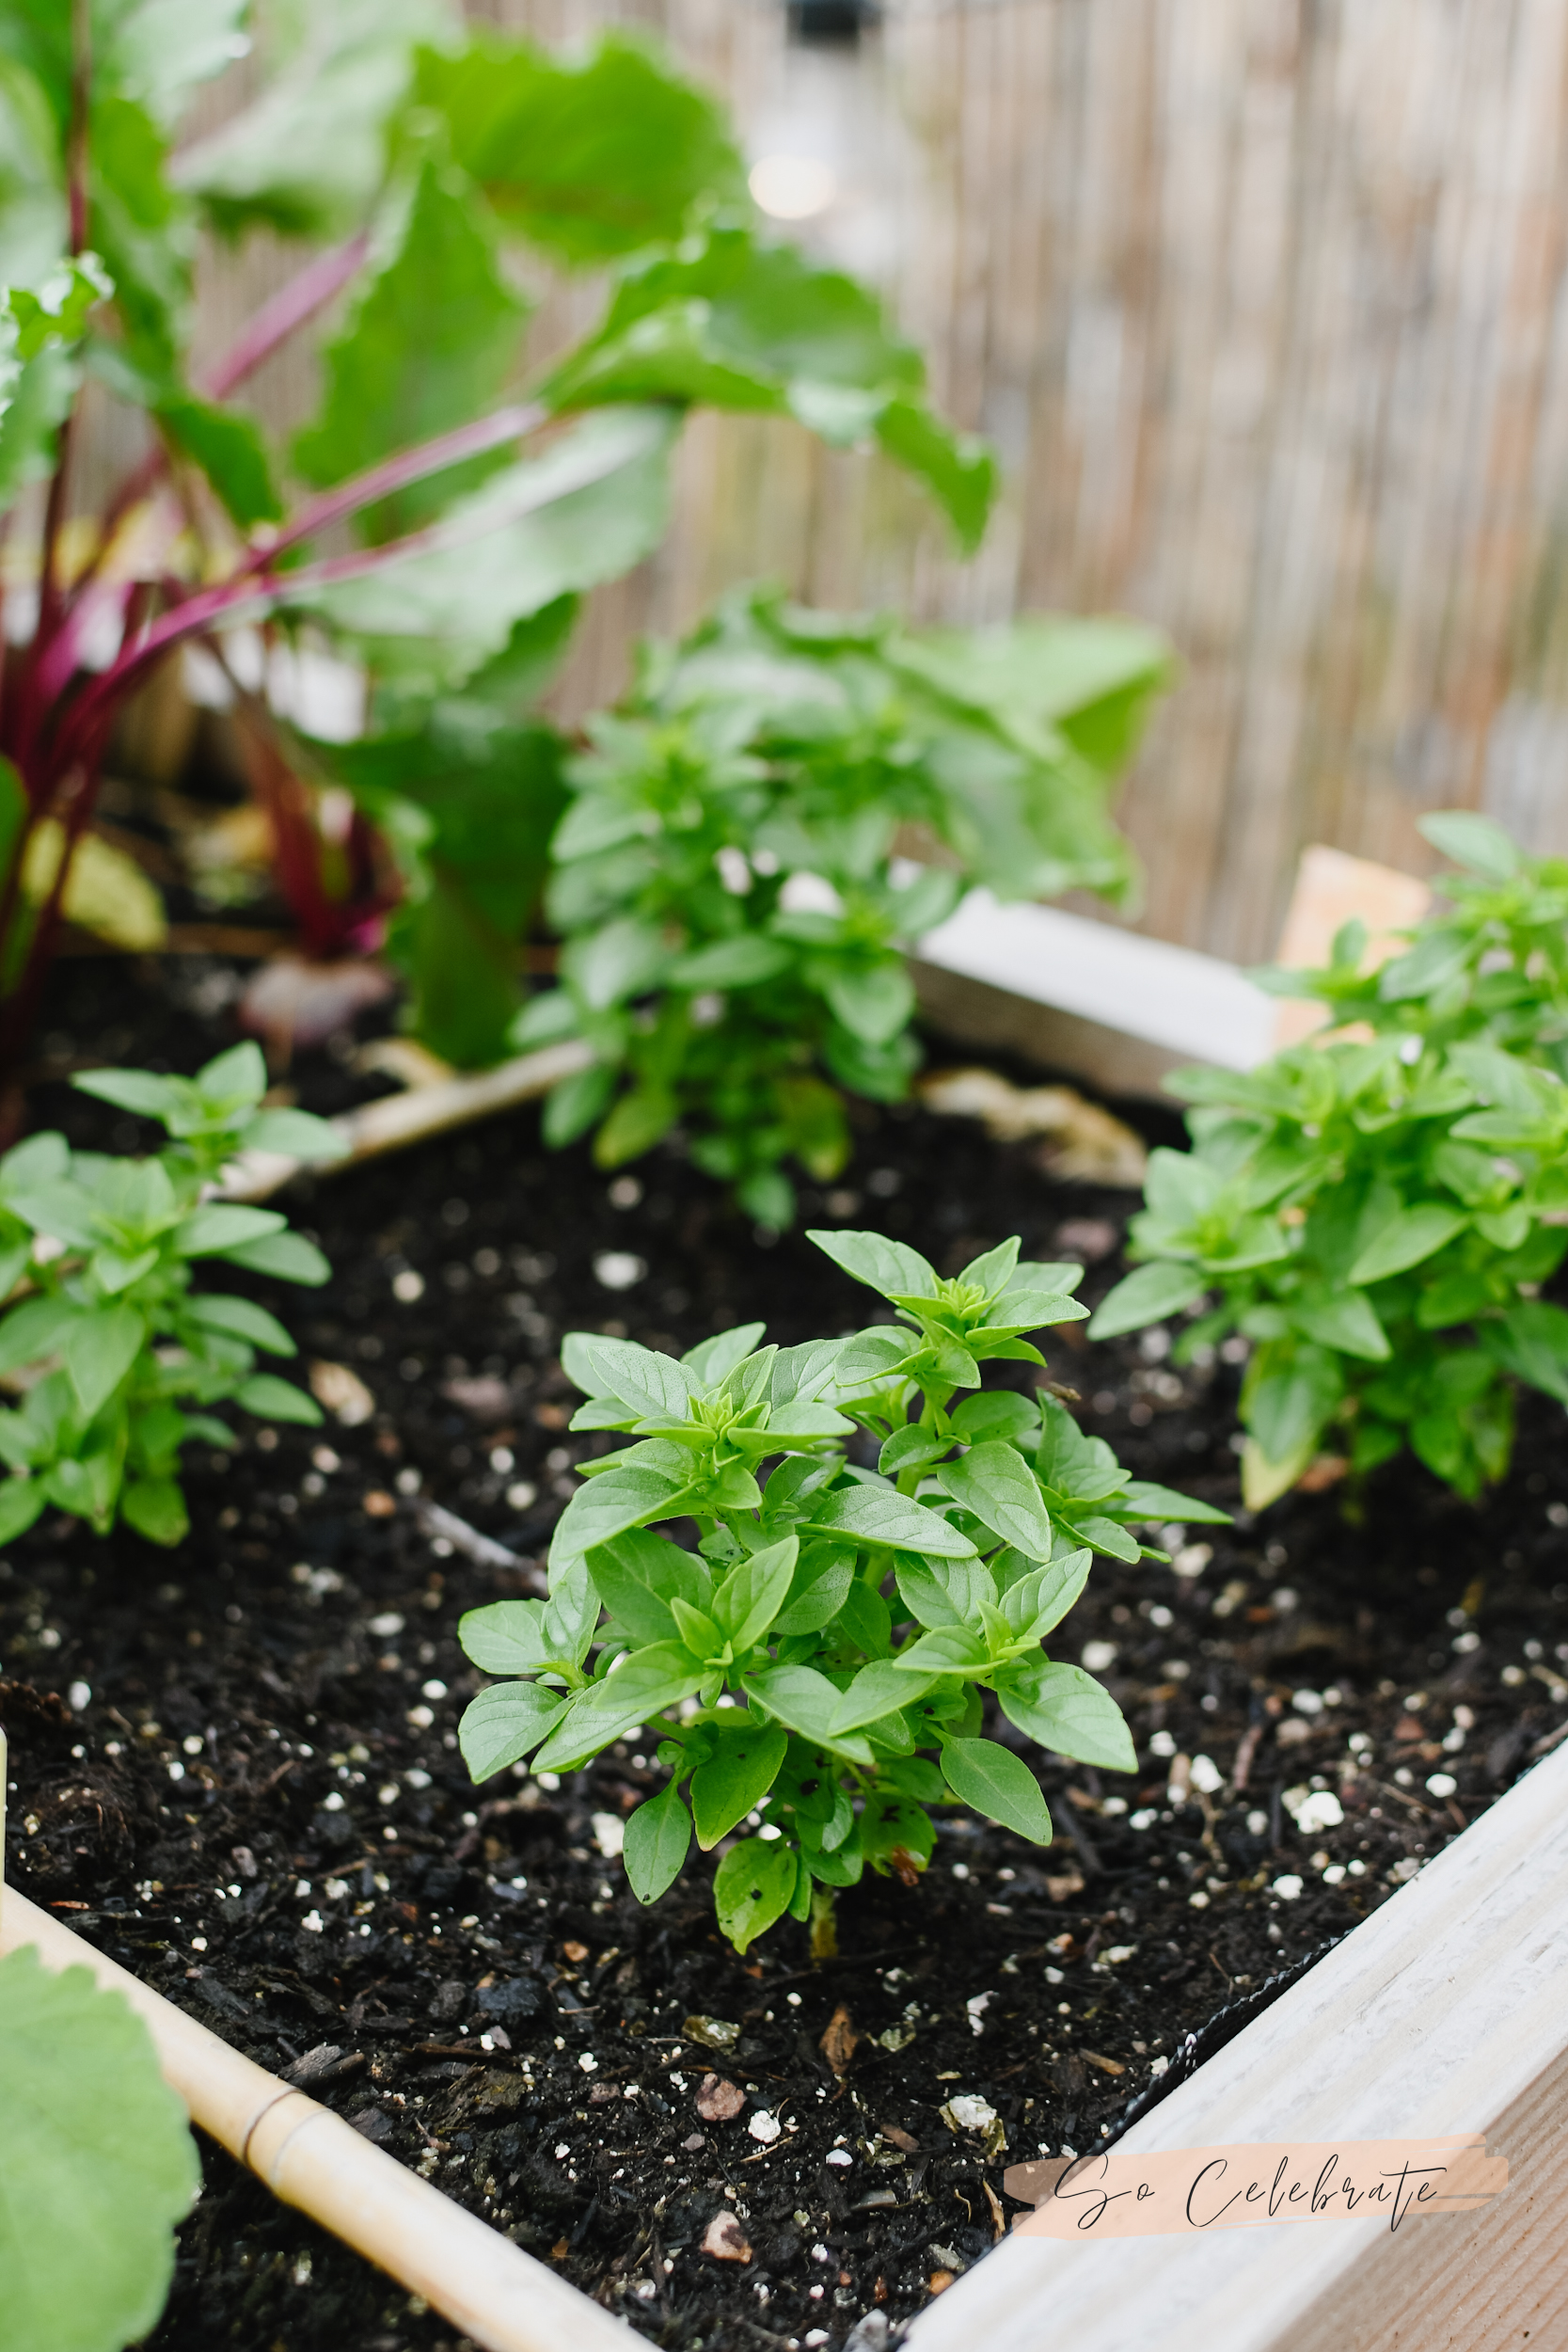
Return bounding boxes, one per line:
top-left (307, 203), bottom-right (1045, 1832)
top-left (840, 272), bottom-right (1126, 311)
top-left (4, 953), bottom-right (1567, 2352)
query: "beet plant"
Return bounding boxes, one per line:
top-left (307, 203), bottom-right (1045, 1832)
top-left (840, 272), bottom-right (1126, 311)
top-left (458, 1228), bottom-right (1224, 1954)
top-left (0, 0), bottom-right (991, 1085)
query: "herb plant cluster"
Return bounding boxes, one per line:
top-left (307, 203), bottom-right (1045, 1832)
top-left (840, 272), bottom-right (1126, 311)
top-left (458, 1227), bottom-right (1224, 1953)
top-left (0, 0), bottom-right (992, 1087)
top-left (510, 588), bottom-right (1169, 1225)
top-left (0, 1043), bottom-right (339, 1546)
top-left (1092, 812), bottom-right (1568, 1504)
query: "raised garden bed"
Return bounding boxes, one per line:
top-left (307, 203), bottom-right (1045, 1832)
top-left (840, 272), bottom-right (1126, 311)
top-left (3, 952), bottom-right (1567, 2352)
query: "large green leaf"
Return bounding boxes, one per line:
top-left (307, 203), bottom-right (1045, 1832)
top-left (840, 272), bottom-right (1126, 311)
top-left (547, 228), bottom-right (995, 549)
top-left (291, 406), bottom-right (676, 695)
top-left (294, 153), bottom-right (528, 541)
top-left (414, 30), bottom-right (745, 264)
top-left (171, 0), bottom-right (451, 239)
top-left (0, 1945), bottom-right (199, 2352)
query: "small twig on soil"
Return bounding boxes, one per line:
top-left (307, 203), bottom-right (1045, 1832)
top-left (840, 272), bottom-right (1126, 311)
top-left (412, 1498), bottom-right (546, 1589)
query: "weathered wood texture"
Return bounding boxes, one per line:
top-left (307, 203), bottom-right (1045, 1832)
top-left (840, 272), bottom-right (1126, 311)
top-left (905, 1732), bottom-right (1568, 2352)
top-left (181, 1), bottom-right (1568, 960)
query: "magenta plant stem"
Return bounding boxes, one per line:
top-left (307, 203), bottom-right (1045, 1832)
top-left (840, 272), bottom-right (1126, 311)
top-left (202, 234), bottom-right (372, 402)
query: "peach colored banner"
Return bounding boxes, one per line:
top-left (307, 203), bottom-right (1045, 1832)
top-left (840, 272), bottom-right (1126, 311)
top-left (1005, 2137), bottom-right (1507, 2241)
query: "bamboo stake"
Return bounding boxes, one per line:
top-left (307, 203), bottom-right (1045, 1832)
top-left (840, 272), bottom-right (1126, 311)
top-left (216, 1039), bottom-right (593, 1204)
top-left (0, 1883), bottom-right (627, 2352)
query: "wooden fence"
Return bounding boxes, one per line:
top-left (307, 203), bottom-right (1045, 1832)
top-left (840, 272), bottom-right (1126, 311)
top-left (186, 0), bottom-right (1568, 962)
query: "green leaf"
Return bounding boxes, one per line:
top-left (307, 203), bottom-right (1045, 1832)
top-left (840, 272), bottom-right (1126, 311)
top-left (690, 1724), bottom-right (788, 1849)
top-left (891, 1624), bottom-right (989, 1676)
top-left (594, 1084), bottom-right (679, 1168)
top-left (416, 30), bottom-right (745, 264)
top-left (458, 1599), bottom-right (555, 1676)
top-left (623, 1782), bottom-right (693, 1905)
top-left (0, 1477), bottom-right (45, 1543)
top-left (171, 0), bottom-right (448, 240)
top-left (240, 1109), bottom-right (351, 1163)
top-left (233, 1375), bottom-right (322, 1425)
top-left (458, 1682), bottom-right (568, 1780)
top-left (1484, 1301), bottom-right (1568, 1409)
top-left (65, 1304), bottom-right (144, 1418)
top-left (0, 1294), bottom-right (81, 1376)
top-left (183, 1295), bottom-right (296, 1357)
top-left (745, 1665), bottom-right (874, 1760)
top-left (173, 1205), bottom-right (285, 1258)
top-left (936, 1440), bottom-right (1053, 1560)
top-left (823, 961), bottom-right (915, 1048)
top-left (1087, 1260), bottom-right (1209, 1339)
top-left (292, 407), bottom-right (678, 698)
top-left (712, 1839), bottom-right (799, 1955)
top-left (711, 1534), bottom-right (798, 1650)
top-left (294, 153), bottom-right (527, 542)
top-left (771, 1547), bottom-right (855, 1635)
top-left (119, 1476), bottom-right (188, 1547)
top-left (832, 1658), bottom-right (936, 1731)
top-left (585, 1529), bottom-right (707, 1644)
top-left (809, 1482), bottom-right (974, 1557)
top-left (939, 1736), bottom-right (1053, 1844)
top-left (549, 1460), bottom-right (697, 1564)
top-left (995, 1661), bottom-right (1136, 1772)
top-left (1349, 1204), bottom-right (1468, 1285)
top-left (1115, 1480), bottom-right (1231, 1526)
top-left (806, 1228), bottom-right (937, 1301)
top-left (1243, 1342), bottom-right (1343, 1467)
top-left (0, 1943), bottom-right (199, 2352)
top-left (1418, 810), bottom-right (1521, 882)
top-left (216, 1232), bottom-right (332, 1286)
top-left (531, 1643), bottom-right (707, 1771)
top-left (70, 1068), bottom-right (182, 1120)
top-left (569, 1335), bottom-right (697, 1423)
top-left (158, 394), bottom-right (280, 529)
top-left (1291, 1290), bottom-right (1390, 1361)
top-left (543, 1062), bottom-right (616, 1149)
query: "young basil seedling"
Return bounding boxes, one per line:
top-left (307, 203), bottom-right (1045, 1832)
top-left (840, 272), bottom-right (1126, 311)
top-left (1091, 810), bottom-right (1568, 1503)
top-left (0, 1044), bottom-right (342, 1545)
top-left (458, 1226), bottom-right (1224, 1954)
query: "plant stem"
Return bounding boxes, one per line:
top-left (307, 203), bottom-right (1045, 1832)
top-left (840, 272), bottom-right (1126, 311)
top-left (808, 1883), bottom-right (838, 1962)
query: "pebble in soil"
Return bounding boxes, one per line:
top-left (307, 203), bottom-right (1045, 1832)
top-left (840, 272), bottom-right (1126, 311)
top-left (2, 958), bottom-right (1567, 2349)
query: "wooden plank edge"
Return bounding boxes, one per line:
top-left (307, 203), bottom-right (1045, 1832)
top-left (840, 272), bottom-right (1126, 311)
top-left (217, 1040), bottom-right (594, 1202)
top-left (905, 1735), bottom-right (1568, 2352)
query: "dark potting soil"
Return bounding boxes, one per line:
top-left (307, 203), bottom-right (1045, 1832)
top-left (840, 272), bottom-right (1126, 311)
top-left (4, 954), bottom-right (1568, 2352)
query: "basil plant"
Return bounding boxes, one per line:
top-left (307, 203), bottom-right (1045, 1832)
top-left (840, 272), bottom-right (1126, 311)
top-left (1091, 811), bottom-right (1568, 1505)
top-left (458, 1228), bottom-right (1223, 1953)
top-left (0, 1045), bottom-right (340, 1547)
top-left (513, 587), bottom-right (1170, 1227)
